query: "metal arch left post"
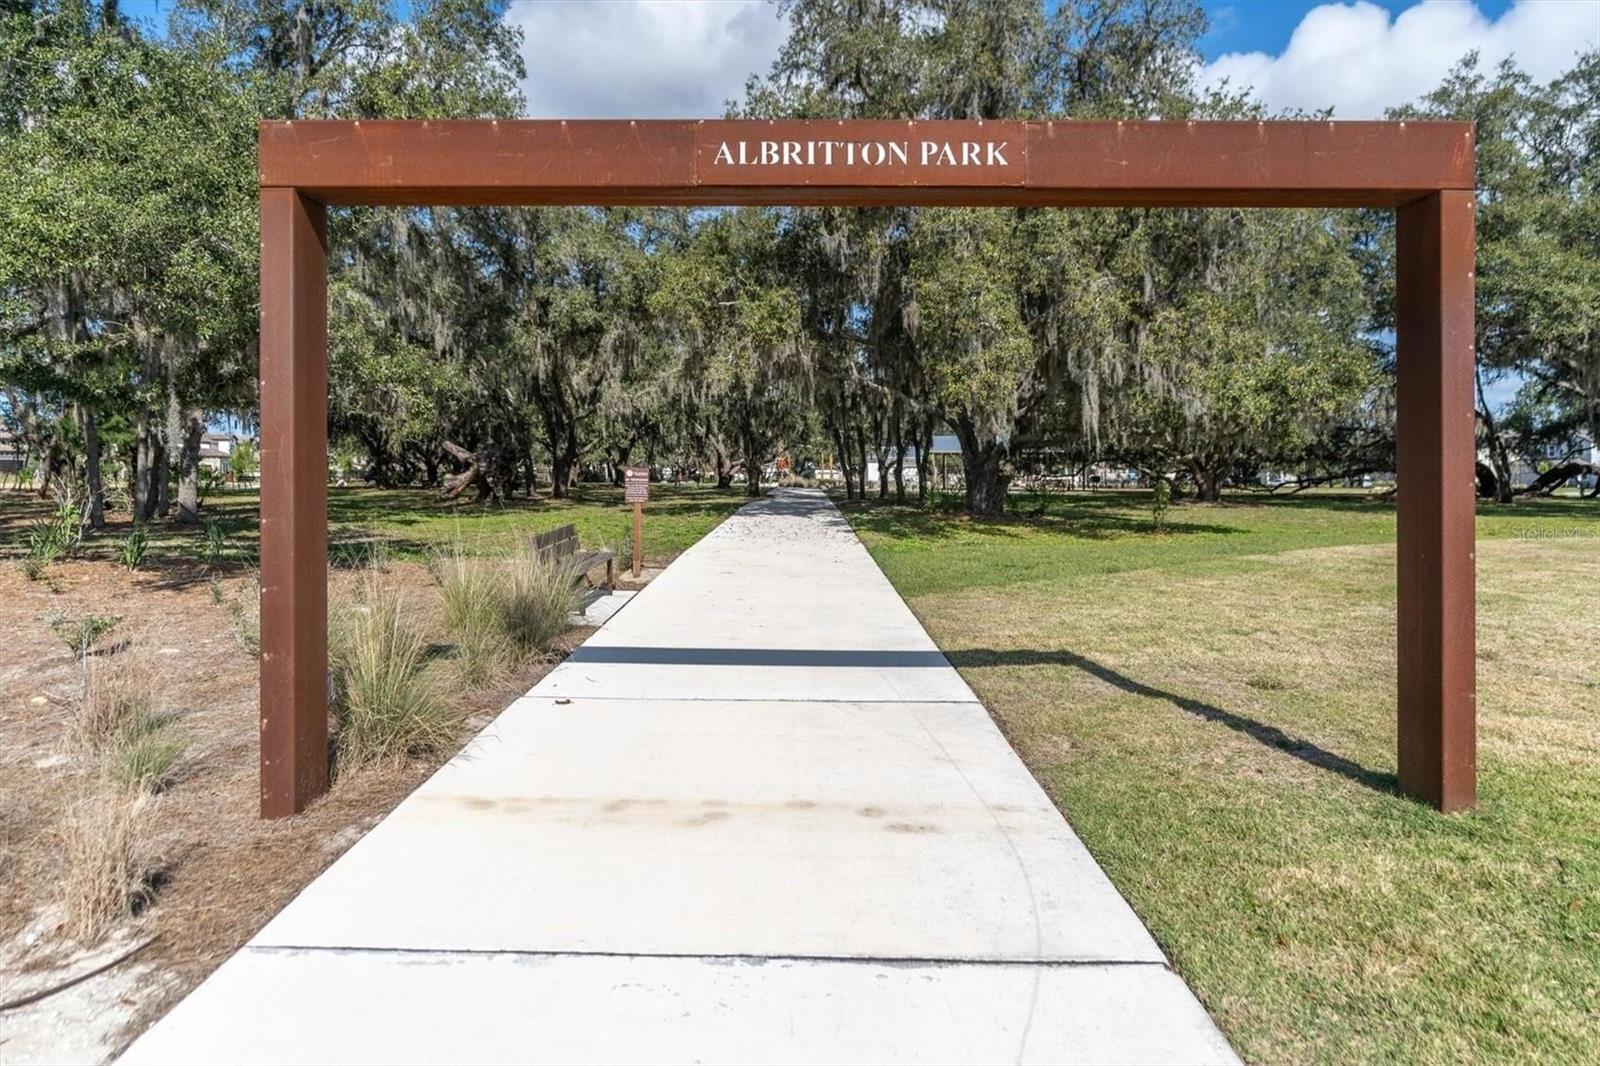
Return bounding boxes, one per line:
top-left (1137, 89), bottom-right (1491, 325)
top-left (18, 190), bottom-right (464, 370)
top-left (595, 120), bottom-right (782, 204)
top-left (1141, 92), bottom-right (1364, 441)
top-left (259, 187), bottom-right (330, 819)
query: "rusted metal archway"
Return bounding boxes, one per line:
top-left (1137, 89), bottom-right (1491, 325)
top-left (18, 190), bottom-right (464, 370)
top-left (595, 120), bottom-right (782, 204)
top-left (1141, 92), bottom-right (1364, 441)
top-left (258, 119), bottom-right (1476, 817)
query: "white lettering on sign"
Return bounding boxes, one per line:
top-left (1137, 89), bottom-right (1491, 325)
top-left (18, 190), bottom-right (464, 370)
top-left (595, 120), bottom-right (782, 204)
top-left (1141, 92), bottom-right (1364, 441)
top-left (711, 140), bottom-right (1009, 168)
top-left (624, 465), bottom-right (650, 504)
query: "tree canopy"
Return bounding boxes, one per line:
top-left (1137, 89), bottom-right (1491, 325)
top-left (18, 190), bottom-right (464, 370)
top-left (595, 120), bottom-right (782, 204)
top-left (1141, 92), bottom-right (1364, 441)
top-left (3, 0), bottom-right (1595, 525)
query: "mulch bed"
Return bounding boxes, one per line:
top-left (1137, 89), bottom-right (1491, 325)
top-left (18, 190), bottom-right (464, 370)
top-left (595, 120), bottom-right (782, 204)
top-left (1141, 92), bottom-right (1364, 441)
top-left (0, 555), bottom-right (587, 1059)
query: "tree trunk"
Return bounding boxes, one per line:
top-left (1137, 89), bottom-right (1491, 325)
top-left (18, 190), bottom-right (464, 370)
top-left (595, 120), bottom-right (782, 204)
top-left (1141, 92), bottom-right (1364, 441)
top-left (954, 415), bottom-right (1009, 517)
top-left (156, 379), bottom-right (182, 518)
top-left (545, 423), bottom-right (579, 499)
top-left (891, 410), bottom-right (906, 504)
top-left (79, 403), bottom-right (105, 529)
top-left (610, 445), bottom-right (629, 487)
top-left (743, 426), bottom-right (762, 497)
top-left (832, 421), bottom-right (855, 501)
top-left (440, 440), bottom-right (496, 502)
top-left (1519, 462), bottom-right (1597, 497)
top-left (549, 450), bottom-right (573, 499)
top-left (962, 448), bottom-right (1008, 515)
top-left (915, 416), bottom-right (932, 504)
top-left (1191, 461), bottom-right (1222, 503)
top-left (855, 422), bottom-right (869, 503)
top-left (1475, 372), bottom-right (1516, 503)
top-left (134, 413), bottom-right (165, 522)
top-left (176, 409), bottom-right (204, 524)
top-left (1475, 461), bottom-right (1500, 500)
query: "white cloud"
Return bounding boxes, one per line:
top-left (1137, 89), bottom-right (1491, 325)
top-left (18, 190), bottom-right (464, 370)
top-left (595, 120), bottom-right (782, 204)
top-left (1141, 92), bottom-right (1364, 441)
top-left (1200, 0), bottom-right (1600, 118)
top-left (505, 1), bottom-right (789, 118)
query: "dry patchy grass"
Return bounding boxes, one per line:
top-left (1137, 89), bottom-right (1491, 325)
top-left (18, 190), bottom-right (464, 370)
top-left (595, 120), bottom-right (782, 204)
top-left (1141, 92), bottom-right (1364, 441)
top-left (58, 785), bottom-right (157, 944)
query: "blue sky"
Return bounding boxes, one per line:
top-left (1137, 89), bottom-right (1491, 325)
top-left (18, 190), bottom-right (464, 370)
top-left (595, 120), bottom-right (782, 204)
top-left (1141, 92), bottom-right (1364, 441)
top-left (1198, 0), bottom-right (1515, 59)
top-left (117, 1), bottom-right (1597, 120)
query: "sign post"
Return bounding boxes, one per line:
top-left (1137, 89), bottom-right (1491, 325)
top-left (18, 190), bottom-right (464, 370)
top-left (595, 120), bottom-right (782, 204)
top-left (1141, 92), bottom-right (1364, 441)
top-left (624, 464), bottom-right (649, 579)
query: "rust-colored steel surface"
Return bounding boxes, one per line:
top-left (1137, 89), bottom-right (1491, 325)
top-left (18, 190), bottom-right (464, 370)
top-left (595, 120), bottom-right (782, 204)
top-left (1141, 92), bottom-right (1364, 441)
top-left (257, 119), bottom-right (1477, 816)
top-left (258, 188), bottom-right (329, 819)
top-left (1395, 190), bottom-right (1478, 812)
top-left (259, 119), bottom-right (1474, 207)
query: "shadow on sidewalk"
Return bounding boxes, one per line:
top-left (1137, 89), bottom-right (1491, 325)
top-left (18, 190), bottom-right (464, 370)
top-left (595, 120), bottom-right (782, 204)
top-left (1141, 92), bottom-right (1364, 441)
top-left (569, 641), bottom-right (1395, 797)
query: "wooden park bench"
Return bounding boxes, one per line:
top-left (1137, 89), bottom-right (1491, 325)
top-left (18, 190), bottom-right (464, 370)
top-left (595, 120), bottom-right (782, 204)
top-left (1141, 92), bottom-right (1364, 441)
top-left (531, 523), bottom-right (615, 590)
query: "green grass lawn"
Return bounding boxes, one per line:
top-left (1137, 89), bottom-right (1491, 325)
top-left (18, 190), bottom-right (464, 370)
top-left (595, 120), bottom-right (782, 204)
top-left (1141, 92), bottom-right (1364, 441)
top-left (849, 489), bottom-right (1600, 1064)
top-left (0, 483), bottom-right (750, 568)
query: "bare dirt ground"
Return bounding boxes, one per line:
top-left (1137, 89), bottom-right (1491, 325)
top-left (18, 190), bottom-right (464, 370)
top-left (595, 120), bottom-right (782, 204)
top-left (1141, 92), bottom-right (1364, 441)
top-left (0, 556), bottom-right (590, 1063)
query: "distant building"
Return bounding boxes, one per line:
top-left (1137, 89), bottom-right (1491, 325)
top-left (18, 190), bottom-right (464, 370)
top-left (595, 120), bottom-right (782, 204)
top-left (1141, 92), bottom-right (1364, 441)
top-left (858, 436), bottom-right (960, 487)
top-left (0, 430), bottom-right (24, 475)
top-left (200, 433), bottom-right (239, 473)
top-left (1482, 432), bottom-right (1597, 490)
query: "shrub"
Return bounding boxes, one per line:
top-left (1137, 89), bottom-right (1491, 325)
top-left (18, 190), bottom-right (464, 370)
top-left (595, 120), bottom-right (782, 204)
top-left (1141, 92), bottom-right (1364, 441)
top-left (495, 547), bottom-right (579, 658)
top-left (108, 715), bottom-right (187, 792)
top-left (330, 576), bottom-right (455, 768)
top-left (432, 547), bottom-right (509, 684)
top-left (1026, 479), bottom-right (1052, 517)
top-left (59, 785), bottom-right (154, 942)
top-left (51, 613), bottom-right (123, 660)
top-left (72, 657), bottom-right (187, 792)
top-left (119, 526), bottom-right (150, 571)
top-left (1152, 477), bottom-right (1172, 533)
top-left (71, 655), bottom-right (155, 754)
top-left (197, 465), bottom-right (225, 505)
top-left (199, 517), bottom-right (228, 566)
top-left (22, 488), bottom-right (85, 578)
top-left (225, 575), bottom-right (261, 656)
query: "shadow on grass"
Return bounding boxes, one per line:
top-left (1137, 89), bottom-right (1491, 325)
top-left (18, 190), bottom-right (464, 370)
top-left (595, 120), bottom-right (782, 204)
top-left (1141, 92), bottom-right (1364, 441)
top-left (843, 501), bottom-right (1242, 543)
top-left (946, 647), bottom-right (1400, 797)
top-left (320, 485), bottom-right (746, 527)
top-left (123, 558), bottom-right (255, 592)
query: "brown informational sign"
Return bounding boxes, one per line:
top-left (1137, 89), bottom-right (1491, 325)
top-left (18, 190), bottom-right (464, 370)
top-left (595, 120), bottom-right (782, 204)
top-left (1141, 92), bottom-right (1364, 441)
top-left (624, 465), bottom-right (649, 504)
top-left (625, 465), bottom-right (648, 579)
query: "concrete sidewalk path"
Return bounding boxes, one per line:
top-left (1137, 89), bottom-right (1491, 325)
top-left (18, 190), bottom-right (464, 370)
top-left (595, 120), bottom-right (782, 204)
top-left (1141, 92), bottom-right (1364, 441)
top-left (122, 489), bottom-right (1236, 1065)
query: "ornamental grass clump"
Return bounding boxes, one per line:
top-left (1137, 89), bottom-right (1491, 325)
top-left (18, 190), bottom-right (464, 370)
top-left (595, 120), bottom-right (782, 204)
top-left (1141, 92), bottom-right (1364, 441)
top-left (60, 785), bottom-right (155, 943)
top-left (495, 546), bottom-right (579, 659)
top-left (431, 546), bottom-right (509, 684)
top-left (73, 656), bottom-right (187, 793)
top-left (109, 713), bottom-right (187, 793)
top-left (72, 655), bottom-right (153, 754)
top-left (330, 575), bottom-right (455, 768)
top-left (224, 574), bottom-right (261, 656)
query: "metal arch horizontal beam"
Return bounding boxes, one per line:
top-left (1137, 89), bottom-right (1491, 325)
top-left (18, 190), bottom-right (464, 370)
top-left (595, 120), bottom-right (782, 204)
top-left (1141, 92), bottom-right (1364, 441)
top-left (259, 118), bottom-right (1474, 208)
